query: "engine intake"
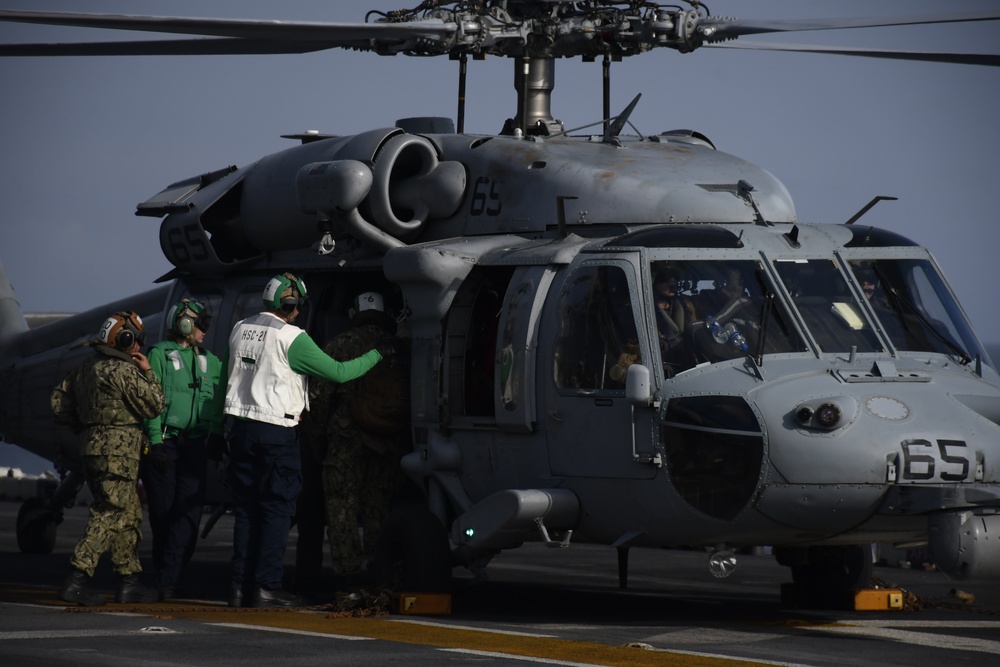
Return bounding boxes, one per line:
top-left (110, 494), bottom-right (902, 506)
top-left (368, 133), bottom-right (466, 240)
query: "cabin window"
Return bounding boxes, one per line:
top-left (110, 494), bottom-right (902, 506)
top-left (498, 275), bottom-right (530, 413)
top-left (554, 264), bottom-right (641, 392)
top-left (445, 266), bottom-right (515, 418)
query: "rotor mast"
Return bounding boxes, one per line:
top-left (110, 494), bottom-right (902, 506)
top-left (508, 57), bottom-right (562, 136)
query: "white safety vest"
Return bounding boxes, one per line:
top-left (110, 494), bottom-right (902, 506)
top-left (224, 312), bottom-right (308, 427)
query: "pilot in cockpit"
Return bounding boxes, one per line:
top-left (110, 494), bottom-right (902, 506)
top-left (653, 268), bottom-right (695, 344)
top-left (855, 266), bottom-right (896, 317)
top-left (855, 266), bottom-right (905, 346)
top-left (711, 267), bottom-right (755, 325)
top-left (859, 270), bottom-right (883, 304)
top-left (861, 275), bottom-right (876, 300)
top-left (652, 266), bottom-right (697, 375)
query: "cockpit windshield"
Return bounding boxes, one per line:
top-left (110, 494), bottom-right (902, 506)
top-left (650, 260), bottom-right (803, 377)
top-left (772, 257), bottom-right (988, 365)
top-left (773, 259), bottom-right (882, 353)
top-left (647, 257), bottom-right (991, 376)
top-left (847, 259), bottom-right (989, 366)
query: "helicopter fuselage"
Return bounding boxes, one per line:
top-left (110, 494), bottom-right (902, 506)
top-left (381, 208), bottom-right (1000, 582)
top-left (3, 124), bottom-right (998, 586)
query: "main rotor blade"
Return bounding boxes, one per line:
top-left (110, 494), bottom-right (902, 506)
top-left (709, 42), bottom-right (1000, 68)
top-left (0, 10), bottom-right (454, 42)
top-left (0, 38), bottom-right (360, 57)
top-left (2, 8), bottom-right (997, 61)
top-left (705, 11), bottom-right (1000, 39)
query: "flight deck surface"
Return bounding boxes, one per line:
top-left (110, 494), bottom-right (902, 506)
top-left (1, 500), bottom-right (998, 666)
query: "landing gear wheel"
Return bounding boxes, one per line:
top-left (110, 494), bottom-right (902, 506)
top-left (16, 497), bottom-right (57, 554)
top-left (790, 545), bottom-right (872, 607)
top-left (372, 505), bottom-right (452, 593)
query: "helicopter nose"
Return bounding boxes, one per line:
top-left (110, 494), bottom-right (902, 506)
top-left (752, 378), bottom-right (1000, 535)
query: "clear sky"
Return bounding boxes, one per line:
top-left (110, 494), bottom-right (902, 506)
top-left (1, 0), bottom-right (998, 348)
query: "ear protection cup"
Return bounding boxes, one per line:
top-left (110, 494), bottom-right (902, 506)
top-left (116, 328), bottom-right (135, 350)
top-left (98, 311), bottom-right (144, 350)
top-left (176, 315), bottom-right (194, 336)
top-left (167, 298), bottom-right (207, 337)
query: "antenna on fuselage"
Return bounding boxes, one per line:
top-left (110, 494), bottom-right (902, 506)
top-left (456, 52), bottom-right (468, 134)
top-left (844, 196), bottom-right (898, 225)
top-left (604, 93), bottom-right (642, 144)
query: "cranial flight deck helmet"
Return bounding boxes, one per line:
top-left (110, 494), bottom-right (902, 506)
top-left (350, 291), bottom-right (385, 319)
top-left (348, 290), bottom-right (397, 334)
top-left (97, 311), bottom-right (145, 351)
top-left (263, 272), bottom-right (308, 314)
top-left (167, 298), bottom-right (211, 337)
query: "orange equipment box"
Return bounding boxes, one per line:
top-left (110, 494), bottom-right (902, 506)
top-left (392, 592), bottom-right (452, 615)
top-left (853, 589), bottom-right (904, 611)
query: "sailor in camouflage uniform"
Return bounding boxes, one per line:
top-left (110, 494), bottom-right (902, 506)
top-left (51, 311), bottom-right (166, 606)
top-left (313, 292), bottom-right (409, 584)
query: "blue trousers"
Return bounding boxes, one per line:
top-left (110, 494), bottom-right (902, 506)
top-left (140, 435), bottom-right (208, 590)
top-left (226, 420), bottom-right (302, 591)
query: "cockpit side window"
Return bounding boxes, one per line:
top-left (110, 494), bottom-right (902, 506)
top-left (554, 264), bottom-right (641, 392)
top-left (649, 260), bottom-right (801, 374)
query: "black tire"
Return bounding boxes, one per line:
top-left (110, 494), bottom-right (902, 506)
top-left (791, 544), bottom-right (872, 606)
top-left (372, 505), bottom-right (452, 593)
top-left (16, 497), bottom-right (57, 554)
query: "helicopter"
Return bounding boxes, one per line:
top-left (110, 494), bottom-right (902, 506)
top-left (1, 1), bottom-right (999, 606)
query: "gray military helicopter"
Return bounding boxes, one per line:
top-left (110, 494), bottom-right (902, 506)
top-left (1, 1), bottom-right (999, 606)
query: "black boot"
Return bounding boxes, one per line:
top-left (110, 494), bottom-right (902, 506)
top-left (59, 569), bottom-right (106, 607)
top-left (251, 586), bottom-right (307, 608)
top-left (115, 574), bottom-right (159, 603)
top-left (227, 588), bottom-right (245, 608)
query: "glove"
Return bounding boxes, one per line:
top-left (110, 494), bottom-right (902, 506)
top-left (148, 444), bottom-right (169, 473)
top-left (374, 341), bottom-right (398, 359)
top-left (207, 433), bottom-right (228, 462)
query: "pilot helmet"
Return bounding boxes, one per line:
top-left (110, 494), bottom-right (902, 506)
top-left (97, 311), bottom-right (145, 351)
top-left (263, 272), bottom-right (308, 314)
top-left (167, 298), bottom-right (211, 337)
